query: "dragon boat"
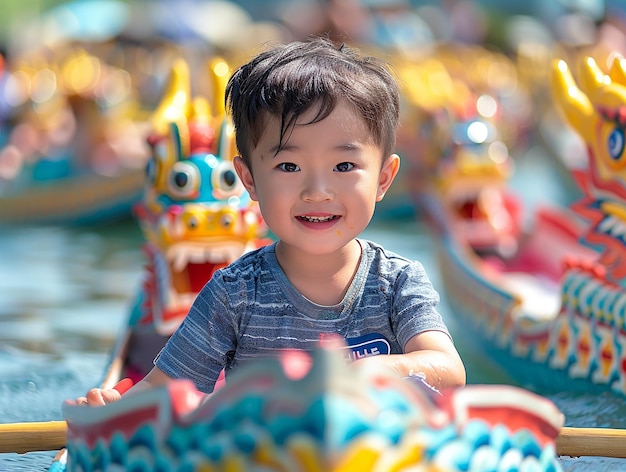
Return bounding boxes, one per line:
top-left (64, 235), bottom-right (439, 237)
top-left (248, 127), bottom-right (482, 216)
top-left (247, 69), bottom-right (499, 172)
top-left (0, 47), bottom-right (150, 226)
top-left (50, 56), bottom-right (270, 470)
top-left (59, 345), bottom-right (565, 472)
top-left (412, 53), bottom-right (626, 397)
top-left (0, 169), bottom-right (146, 226)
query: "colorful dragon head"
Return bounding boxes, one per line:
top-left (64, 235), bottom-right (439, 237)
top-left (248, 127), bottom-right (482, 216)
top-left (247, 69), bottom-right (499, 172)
top-left (63, 346), bottom-right (565, 471)
top-left (133, 57), bottom-right (268, 334)
top-left (551, 55), bottom-right (626, 282)
top-left (397, 49), bottom-right (520, 255)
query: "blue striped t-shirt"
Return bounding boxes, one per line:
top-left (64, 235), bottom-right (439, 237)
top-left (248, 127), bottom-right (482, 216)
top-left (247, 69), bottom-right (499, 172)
top-left (155, 239), bottom-right (450, 393)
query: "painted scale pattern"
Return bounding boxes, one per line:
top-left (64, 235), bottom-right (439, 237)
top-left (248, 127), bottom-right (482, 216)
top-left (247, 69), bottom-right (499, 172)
top-left (439, 240), bottom-right (626, 396)
top-left (63, 350), bottom-right (564, 472)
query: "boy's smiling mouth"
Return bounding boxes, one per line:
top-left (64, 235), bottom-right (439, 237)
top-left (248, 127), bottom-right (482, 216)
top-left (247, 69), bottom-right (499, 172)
top-left (297, 215), bottom-right (339, 223)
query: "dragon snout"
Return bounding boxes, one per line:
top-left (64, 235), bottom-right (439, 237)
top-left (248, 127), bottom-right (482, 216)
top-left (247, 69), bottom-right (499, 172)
top-left (167, 205), bottom-right (260, 240)
top-left (181, 209), bottom-right (234, 231)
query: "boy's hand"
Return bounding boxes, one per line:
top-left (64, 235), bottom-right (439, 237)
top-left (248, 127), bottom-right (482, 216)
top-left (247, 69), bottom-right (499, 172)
top-left (68, 378), bottom-right (133, 407)
top-left (352, 332), bottom-right (466, 390)
top-left (70, 387), bottom-right (121, 407)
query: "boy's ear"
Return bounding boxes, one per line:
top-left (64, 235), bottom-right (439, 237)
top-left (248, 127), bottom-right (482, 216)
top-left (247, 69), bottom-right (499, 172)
top-left (233, 156), bottom-right (258, 201)
top-left (376, 153), bottom-right (400, 202)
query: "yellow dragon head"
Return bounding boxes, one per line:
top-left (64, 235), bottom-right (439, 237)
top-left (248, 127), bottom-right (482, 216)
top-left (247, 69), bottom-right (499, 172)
top-left (551, 55), bottom-right (626, 282)
top-left (133, 57), bottom-right (268, 334)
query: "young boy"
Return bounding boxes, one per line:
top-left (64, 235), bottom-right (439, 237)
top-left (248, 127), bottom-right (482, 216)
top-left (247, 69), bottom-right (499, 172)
top-left (76, 37), bottom-right (465, 407)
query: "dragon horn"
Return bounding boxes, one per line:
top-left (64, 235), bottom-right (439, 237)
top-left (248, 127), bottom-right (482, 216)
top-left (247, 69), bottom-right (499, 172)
top-left (208, 57), bottom-right (231, 120)
top-left (608, 54), bottom-right (626, 86)
top-left (150, 58), bottom-right (191, 136)
top-left (550, 58), bottom-right (595, 142)
top-left (578, 56), bottom-right (611, 101)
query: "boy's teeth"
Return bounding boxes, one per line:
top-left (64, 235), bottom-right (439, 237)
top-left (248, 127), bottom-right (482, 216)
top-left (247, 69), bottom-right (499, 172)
top-left (301, 215), bottom-right (334, 222)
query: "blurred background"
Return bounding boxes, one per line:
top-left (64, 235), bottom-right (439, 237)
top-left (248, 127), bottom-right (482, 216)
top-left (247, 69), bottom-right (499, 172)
top-left (0, 0), bottom-right (625, 222)
top-left (1, 0), bottom-right (626, 470)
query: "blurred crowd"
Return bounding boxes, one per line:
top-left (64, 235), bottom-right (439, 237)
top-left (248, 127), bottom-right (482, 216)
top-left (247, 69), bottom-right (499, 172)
top-left (0, 0), bottom-right (624, 205)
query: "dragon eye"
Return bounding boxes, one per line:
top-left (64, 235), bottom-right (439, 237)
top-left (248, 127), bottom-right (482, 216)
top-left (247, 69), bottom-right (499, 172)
top-left (608, 127), bottom-right (625, 161)
top-left (212, 160), bottom-right (244, 200)
top-left (168, 161), bottom-right (199, 198)
top-left (223, 169), bottom-right (236, 187)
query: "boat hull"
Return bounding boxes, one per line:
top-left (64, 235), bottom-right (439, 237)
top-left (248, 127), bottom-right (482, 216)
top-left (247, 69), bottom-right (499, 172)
top-left (435, 216), bottom-right (626, 396)
top-left (0, 169), bottom-right (144, 226)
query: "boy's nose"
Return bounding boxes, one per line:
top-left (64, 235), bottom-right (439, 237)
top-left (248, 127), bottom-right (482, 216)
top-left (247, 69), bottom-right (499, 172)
top-left (301, 174), bottom-right (334, 202)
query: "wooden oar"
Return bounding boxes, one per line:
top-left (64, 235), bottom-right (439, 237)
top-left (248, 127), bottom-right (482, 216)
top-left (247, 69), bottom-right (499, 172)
top-left (0, 420), bottom-right (66, 454)
top-left (1, 423), bottom-right (626, 457)
top-left (557, 426), bottom-right (626, 458)
top-left (0, 378), bottom-right (135, 455)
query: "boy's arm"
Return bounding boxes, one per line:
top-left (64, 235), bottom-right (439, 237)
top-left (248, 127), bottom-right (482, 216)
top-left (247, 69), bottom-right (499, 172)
top-left (400, 330), bottom-right (466, 389)
top-left (356, 331), bottom-right (466, 390)
top-left (72, 366), bottom-right (173, 407)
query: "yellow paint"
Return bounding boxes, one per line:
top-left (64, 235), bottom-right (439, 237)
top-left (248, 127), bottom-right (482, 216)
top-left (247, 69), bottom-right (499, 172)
top-left (333, 444), bottom-right (382, 471)
top-left (253, 441), bottom-right (290, 471)
top-left (287, 436), bottom-right (325, 472)
top-left (221, 454), bottom-right (246, 472)
top-left (601, 201), bottom-right (626, 221)
top-left (382, 443), bottom-right (425, 472)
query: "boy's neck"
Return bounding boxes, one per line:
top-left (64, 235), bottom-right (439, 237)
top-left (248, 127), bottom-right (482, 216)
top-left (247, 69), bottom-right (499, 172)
top-left (275, 239), bottom-right (362, 306)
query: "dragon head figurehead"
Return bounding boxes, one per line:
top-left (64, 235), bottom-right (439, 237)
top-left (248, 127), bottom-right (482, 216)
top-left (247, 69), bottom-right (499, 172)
top-left (398, 49), bottom-right (519, 255)
top-left (133, 58), bottom-right (268, 334)
top-left (551, 55), bottom-right (626, 282)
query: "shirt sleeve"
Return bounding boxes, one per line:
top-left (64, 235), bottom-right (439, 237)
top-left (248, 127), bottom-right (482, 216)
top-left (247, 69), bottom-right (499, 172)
top-left (391, 260), bottom-right (451, 350)
top-left (154, 272), bottom-right (237, 393)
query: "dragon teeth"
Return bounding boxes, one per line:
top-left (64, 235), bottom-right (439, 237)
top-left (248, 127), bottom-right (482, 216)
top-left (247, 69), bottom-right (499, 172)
top-left (169, 242), bottom-right (247, 271)
top-left (599, 215), bottom-right (626, 239)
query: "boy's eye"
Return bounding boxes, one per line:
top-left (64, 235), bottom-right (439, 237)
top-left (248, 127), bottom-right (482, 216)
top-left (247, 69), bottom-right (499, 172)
top-left (278, 162), bottom-right (300, 172)
top-left (334, 162), bottom-right (354, 172)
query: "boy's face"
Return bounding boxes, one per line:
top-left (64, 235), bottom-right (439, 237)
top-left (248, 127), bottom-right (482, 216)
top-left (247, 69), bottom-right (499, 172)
top-left (234, 100), bottom-right (399, 256)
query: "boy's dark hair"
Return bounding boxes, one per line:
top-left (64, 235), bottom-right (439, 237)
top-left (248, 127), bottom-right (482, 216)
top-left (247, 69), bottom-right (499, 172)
top-left (225, 36), bottom-right (400, 166)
